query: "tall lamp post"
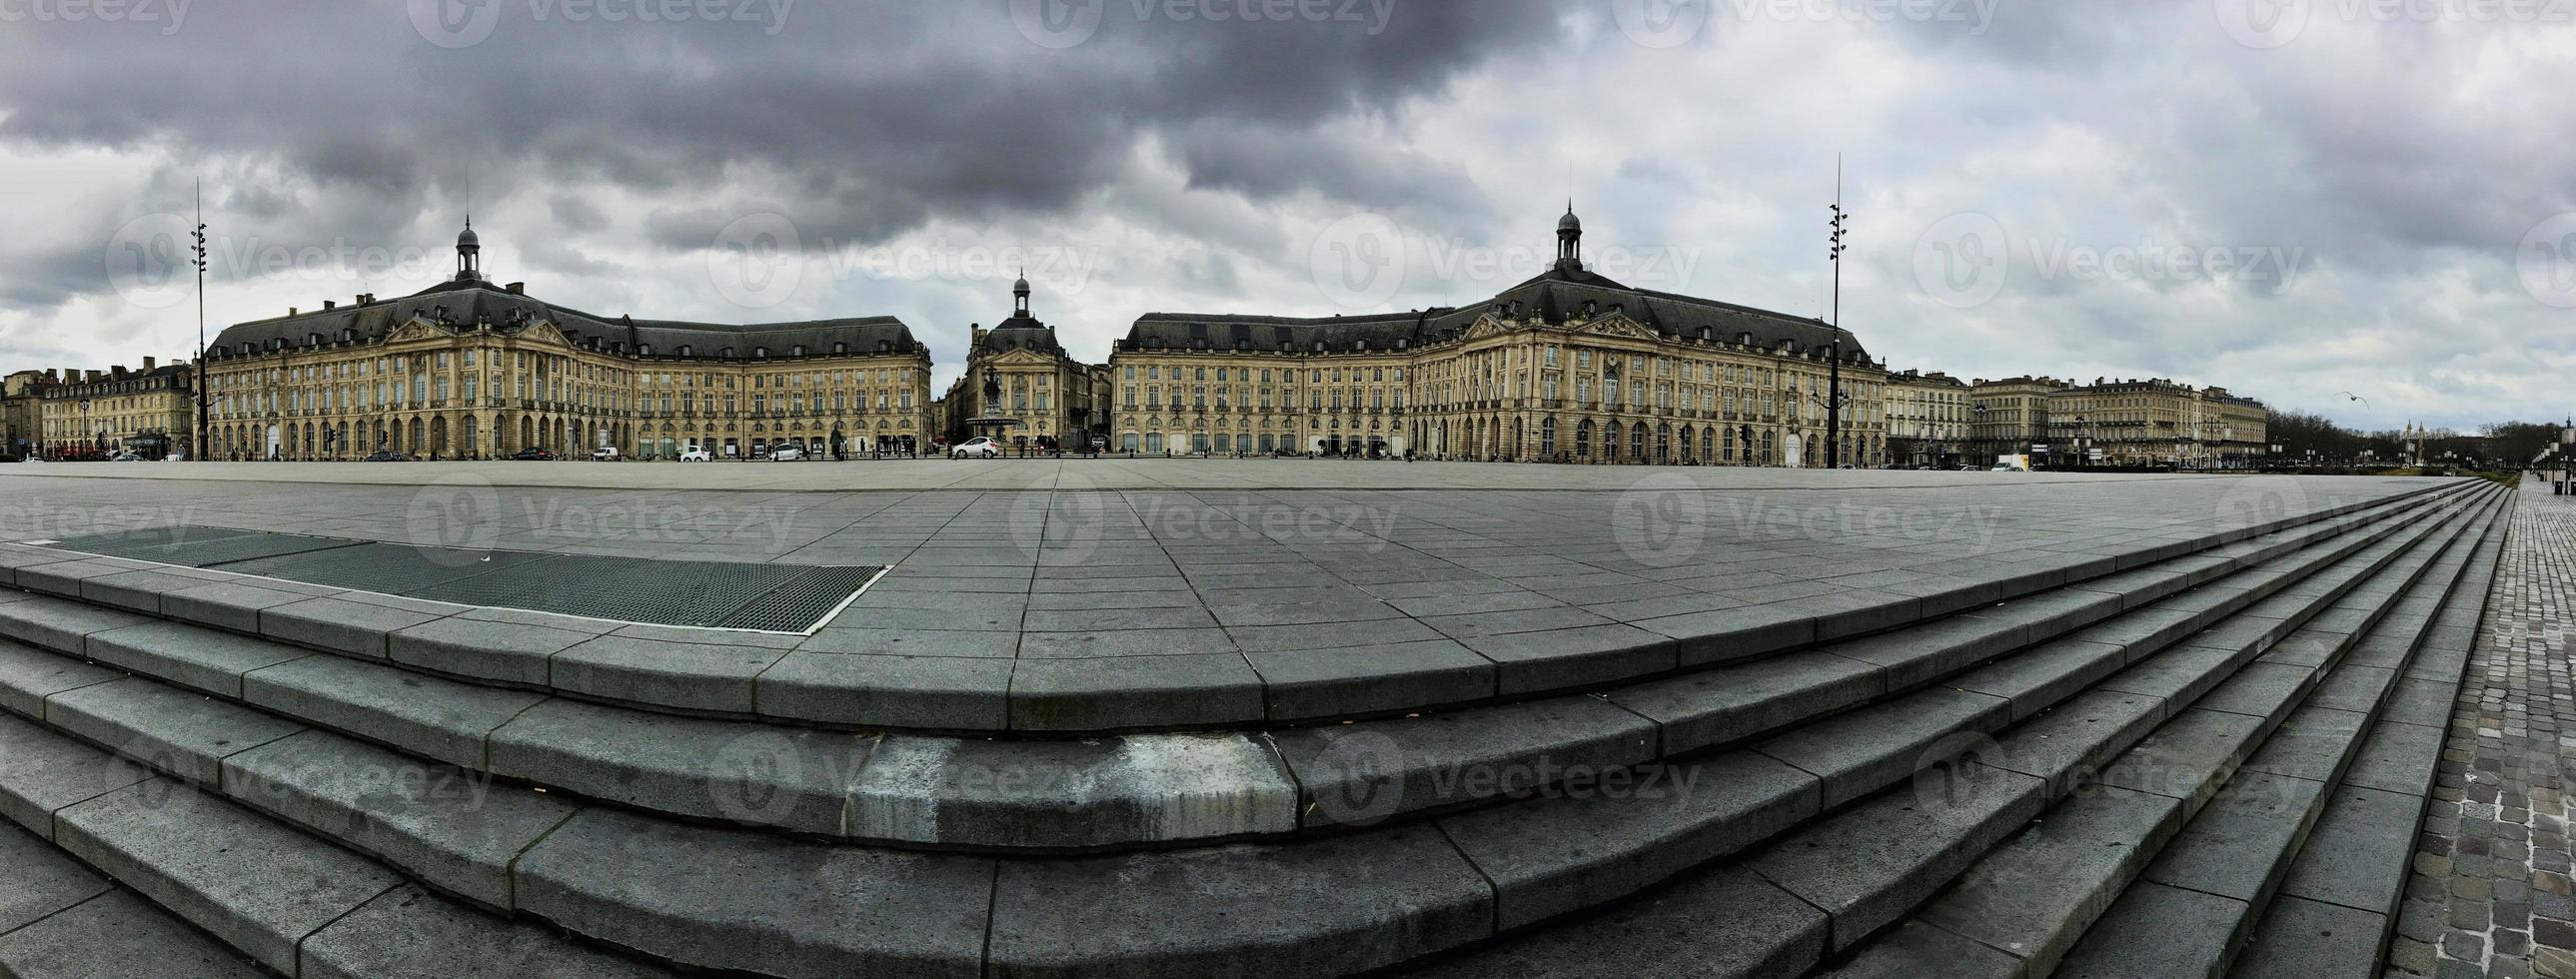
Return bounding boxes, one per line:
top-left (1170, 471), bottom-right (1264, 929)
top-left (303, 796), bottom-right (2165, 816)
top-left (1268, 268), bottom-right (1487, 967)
top-left (1824, 155), bottom-right (1850, 470)
top-left (192, 182), bottom-right (209, 464)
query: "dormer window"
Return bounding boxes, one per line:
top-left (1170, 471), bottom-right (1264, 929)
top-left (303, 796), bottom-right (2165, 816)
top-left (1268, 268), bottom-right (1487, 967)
top-left (638, 344), bottom-right (652, 357)
top-left (752, 347), bottom-right (768, 359)
top-left (790, 345), bottom-right (806, 357)
top-left (676, 345), bottom-right (691, 357)
top-left (832, 343), bottom-right (847, 355)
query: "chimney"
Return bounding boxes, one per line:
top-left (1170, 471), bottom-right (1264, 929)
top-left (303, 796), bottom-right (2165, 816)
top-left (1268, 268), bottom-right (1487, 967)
top-left (142, 357), bottom-right (156, 371)
top-left (323, 300), bottom-right (337, 311)
top-left (505, 282), bottom-right (525, 295)
top-left (111, 366), bottom-right (129, 381)
top-left (289, 307), bottom-right (298, 316)
top-left (357, 293), bottom-right (370, 306)
top-left (86, 370), bottom-right (103, 383)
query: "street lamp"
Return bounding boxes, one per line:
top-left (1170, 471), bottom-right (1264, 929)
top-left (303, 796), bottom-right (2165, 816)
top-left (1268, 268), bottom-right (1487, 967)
top-left (1824, 155), bottom-right (1852, 470)
top-left (192, 181), bottom-right (209, 464)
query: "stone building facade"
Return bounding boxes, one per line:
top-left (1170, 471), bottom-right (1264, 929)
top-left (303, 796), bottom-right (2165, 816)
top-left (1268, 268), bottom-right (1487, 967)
top-left (1965, 375), bottom-right (2271, 469)
top-left (2042, 378), bottom-right (2272, 468)
top-left (3, 369), bottom-right (59, 461)
top-left (199, 223), bottom-right (935, 461)
top-left (1886, 369), bottom-right (1971, 468)
top-left (937, 276), bottom-right (1112, 452)
top-left (36, 360), bottom-right (195, 460)
top-left (1104, 208), bottom-right (1890, 466)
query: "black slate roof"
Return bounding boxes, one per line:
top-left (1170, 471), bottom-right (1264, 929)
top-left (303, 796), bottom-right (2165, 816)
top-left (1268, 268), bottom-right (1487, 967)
top-left (1122, 265), bottom-right (1867, 360)
top-left (209, 277), bottom-right (922, 360)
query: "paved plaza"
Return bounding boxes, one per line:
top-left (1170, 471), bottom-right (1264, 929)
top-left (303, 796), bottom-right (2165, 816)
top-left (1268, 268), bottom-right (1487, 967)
top-left (2399, 475), bottom-right (2576, 979)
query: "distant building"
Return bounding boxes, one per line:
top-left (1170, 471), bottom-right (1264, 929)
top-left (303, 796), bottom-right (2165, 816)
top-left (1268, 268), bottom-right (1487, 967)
top-left (1967, 375), bottom-right (2271, 469)
top-left (2, 369), bottom-right (61, 460)
top-left (1885, 369), bottom-right (1971, 468)
top-left (38, 360), bottom-right (195, 460)
top-left (1103, 206), bottom-right (1891, 465)
top-left (199, 222), bottom-right (935, 461)
top-left (938, 275), bottom-right (1112, 452)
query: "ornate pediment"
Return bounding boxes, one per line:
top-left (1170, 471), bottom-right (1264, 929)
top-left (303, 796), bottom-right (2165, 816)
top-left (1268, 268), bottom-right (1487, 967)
top-left (515, 319), bottom-right (575, 348)
top-left (983, 347), bottom-right (1061, 368)
top-left (1576, 313), bottom-right (1657, 341)
top-left (383, 318), bottom-right (453, 344)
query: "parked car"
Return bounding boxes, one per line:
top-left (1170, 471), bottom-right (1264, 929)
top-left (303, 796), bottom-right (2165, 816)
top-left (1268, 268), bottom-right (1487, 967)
top-left (511, 448), bottom-right (558, 461)
top-left (768, 446), bottom-right (804, 462)
top-left (591, 447), bottom-right (622, 461)
top-left (109, 452), bottom-right (143, 463)
top-left (676, 448), bottom-right (712, 463)
top-left (950, 437), bottom-right (1002, 459)
top-left (363, 451), bottom-right (413, 462)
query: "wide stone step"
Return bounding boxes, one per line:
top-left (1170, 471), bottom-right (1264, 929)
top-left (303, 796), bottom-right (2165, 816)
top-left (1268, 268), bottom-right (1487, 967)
top-left (0, 484), bottom-right (2500, 979)
top-left (2226, 496), bottom-right (2510, 979)
top-left (1817, 484), bottom-right (2504, 978)
top-left (1383, 482), bottom-right (2501, 979)
top-left (0, 714), bottom-right (673, 978)
top-left (0, 482), bottom-right (2452, 735)
top-left (0, 484), bottom-right (2479, 854)
top-left (2044, 495), bottom-right (2506, 979)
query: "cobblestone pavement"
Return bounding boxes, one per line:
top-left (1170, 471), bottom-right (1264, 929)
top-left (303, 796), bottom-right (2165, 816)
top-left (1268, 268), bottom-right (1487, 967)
top-left (2394, 477), bottom-right (2573, 979)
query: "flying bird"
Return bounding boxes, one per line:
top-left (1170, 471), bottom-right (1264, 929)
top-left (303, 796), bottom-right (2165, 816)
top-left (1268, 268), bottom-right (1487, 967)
top-left (2332, 391), bottom-right (2369, 408)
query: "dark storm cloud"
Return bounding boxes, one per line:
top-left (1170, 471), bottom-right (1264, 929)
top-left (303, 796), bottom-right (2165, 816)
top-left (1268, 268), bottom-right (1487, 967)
top-left (0, 0), bottom-right (1565, 288)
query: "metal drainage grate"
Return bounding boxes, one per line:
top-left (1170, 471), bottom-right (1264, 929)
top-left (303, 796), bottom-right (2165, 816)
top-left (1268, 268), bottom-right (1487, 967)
top-left (34, 525), bottom-right (885, 633)
top-left (712, 565), bottom-right (885, 631)
top-left (43, 527), bottom-right (364, 567)
top-left (412, 557), bottom-right (816, 628)
top-left (214, 542), bottom-right (562, 593)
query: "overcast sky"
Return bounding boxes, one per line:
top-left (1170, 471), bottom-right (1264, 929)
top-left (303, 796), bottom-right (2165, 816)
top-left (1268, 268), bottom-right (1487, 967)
top-left (1, 0), bottom-right (2568, 431)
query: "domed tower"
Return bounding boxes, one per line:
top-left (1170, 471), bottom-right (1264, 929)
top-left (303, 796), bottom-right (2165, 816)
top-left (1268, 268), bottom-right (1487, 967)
top-left (1555, 202), bottom-right (1582, 272)
top-left (1012, 269), bottom-right (1032, 318)
top-left (455, 217), bottom-right (482, 281)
